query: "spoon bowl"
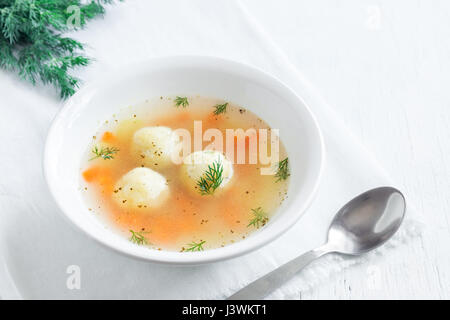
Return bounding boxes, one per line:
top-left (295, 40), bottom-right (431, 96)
top-left (327, 187), bottom-right (406, 255)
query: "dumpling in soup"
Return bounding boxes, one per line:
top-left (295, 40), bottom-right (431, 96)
top-left (180, 150), bottom-right (233, 195)
top-left (132, 126), bottom-right (180, 168)
top-left (112, 167), bottom-right (169, 209)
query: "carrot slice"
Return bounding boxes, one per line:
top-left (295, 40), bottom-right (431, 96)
top-left (175, 110), bottom-right (191, 122)
top-left (148, 194), bottom-right (199, 244)
top-left (203, 112), bottom-right (224, 130)
top-left (82, 166), bottom-right (114, 194)
top-left (101, 131), bottom-right (116, 143)
top-left (82, 166), bottom-right (101, 182)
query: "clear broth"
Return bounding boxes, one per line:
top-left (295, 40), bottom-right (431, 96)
top-left (80, 96), bottom-right (289, 251)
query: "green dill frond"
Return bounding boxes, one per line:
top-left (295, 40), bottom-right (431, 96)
top-left (274, 157), bottom-right (290, 182)
top-left (196, 160), bottom-right (224, 195)
top-left (184, 240), bottom-right (206, 252)
top-left (0, 0), bottom-right (119, 99)
top-left (213, 102), bottom-right (228, 115)
top-left (90, 145), bottom-right (119, 160)
top-left (129, 229), bottom-right (150, 245)
top-left (247, 207), bottom-right (268, 229)
top-left (174, 96), bottom-right (189, 108)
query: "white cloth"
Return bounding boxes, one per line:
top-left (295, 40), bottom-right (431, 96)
top-left (0, 0), bottom-right (422, 299)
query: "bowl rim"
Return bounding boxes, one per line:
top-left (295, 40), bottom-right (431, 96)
top-left (44, 55), bottom-right (326, 265)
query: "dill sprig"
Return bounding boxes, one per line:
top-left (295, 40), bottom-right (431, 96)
top-left (90, 145), bottom-right (119, 160)
top-left (174, 96), bottom-right (189, 108)
top-left (184, 240), bottom-right (206, 252)
top-left (274, 157), bottom-right (290, 182)
top-left (247, 207), bottom-right (268, 229)
top-left (196, 160), bottom-right (224, 195)
top-left (129, 229), bottom-right (150, 246)
top-left (213, 102), bottom-right (228, 115)
top-left (0, 0), bottom-right (119, 99)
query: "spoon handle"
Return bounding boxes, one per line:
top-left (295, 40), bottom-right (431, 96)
top-left (227, 245), bottom-right (331, 300)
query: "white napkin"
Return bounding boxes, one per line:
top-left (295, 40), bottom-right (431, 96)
top-left (0, 0), bottom-right (422, 299)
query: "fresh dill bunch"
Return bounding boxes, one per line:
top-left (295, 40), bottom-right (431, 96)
top-left (174, 96), bottom-right (189, 108)
top-left (213, 102), bottom-right (228, 115)
top-left (196, 160), bottom-right (224, 195)
top-left (184, 240), bottom-right (206, 252)
top-left (274, 157), bottom-right (290, 182)
top-left (0, 0), bottom-right (119, 99)
top-left (90, 145), bottom-right (119, 160)
top-left (247, 207), bottom-right (268, 229)
top-left (129, 229), bottom-right (150, 246)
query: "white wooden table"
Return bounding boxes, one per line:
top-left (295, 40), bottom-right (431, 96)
top-left (244, 0), bottom-right (450, 299)
top-left (1, 0), bottom-right (448, 299)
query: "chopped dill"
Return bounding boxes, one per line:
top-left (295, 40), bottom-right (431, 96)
top-left (185, 240), bottom-right (206, 252)
top-left (90, 146), bottom-right (119, 160)
top-left (196, 161), bottom-right (224, 195)
top-left (247, 207), bottom-right (268, 229)
top-left (174, 96), bottom-right (189, 108)
top-left (213, 102), bottom-right (228, 115)
top-left (129, 229), bottom-right (150, 245)
top-left (274, 157), bottom-right (290, 182)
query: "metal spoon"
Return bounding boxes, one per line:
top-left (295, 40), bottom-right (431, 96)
top-left (227, 186), bottom-right (406, 300)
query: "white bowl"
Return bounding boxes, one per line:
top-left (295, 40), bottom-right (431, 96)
top-left (44, 56), bottom-right (325, 265)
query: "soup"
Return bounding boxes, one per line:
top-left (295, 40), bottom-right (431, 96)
top-left (80, 96), bottom-right (289, 251)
